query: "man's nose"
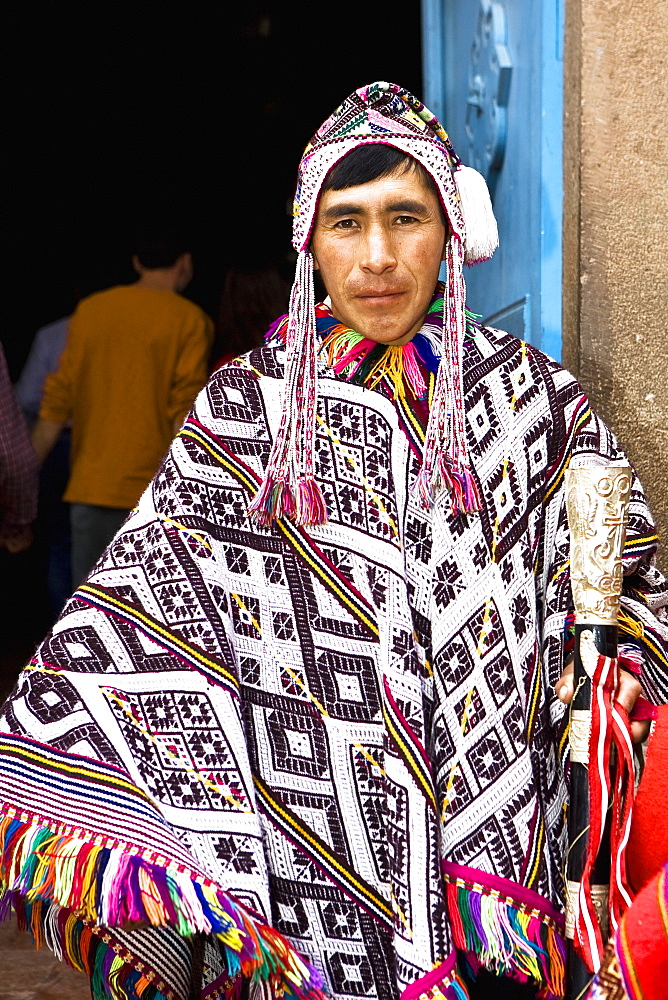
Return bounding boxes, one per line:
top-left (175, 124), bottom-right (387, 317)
top-left (360, 226), bottom-right (397, 273)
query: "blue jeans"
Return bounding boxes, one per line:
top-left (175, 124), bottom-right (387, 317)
top-left (39, 430), bottom-right (72, 620)
top-left (70, 503), bottom-right (129, 589)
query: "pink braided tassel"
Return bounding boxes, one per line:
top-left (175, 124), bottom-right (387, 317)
top-left (414, 236), bottom-right (480, 514)
top-left (248, 250), bottom-right (328, 528)
top-left (402, 342), bottom-right (428, 398)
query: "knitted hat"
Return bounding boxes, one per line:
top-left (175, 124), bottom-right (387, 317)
top-left (248, 81), bottom-right (499, 527)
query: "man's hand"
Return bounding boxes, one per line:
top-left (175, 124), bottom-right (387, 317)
top-left (31, 417), bottom-right (65, 466)
top-left (0, 527), bottom-right (33, 554)
top-left (556, 660), bottom-right (650, 743)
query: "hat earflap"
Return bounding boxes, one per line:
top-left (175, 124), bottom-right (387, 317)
top-left (247, 250), bottom-right (328, 527)
top-left (454, 165), bottom-right (499, 265)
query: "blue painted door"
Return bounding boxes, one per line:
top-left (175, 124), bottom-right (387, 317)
top-left (422, 0), bottom-right (563, 360)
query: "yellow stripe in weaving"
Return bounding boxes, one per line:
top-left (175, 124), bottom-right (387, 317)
top-left (78, 584), bottom-right (239, 689)
top-left (254, 777), bottom-right (394, 920)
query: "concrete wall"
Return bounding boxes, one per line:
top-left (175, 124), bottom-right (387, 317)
top-left (563, 0), bottom-right (668, 569)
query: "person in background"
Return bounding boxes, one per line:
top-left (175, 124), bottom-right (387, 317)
top-left (0, 344), bottom-right (38, 555)
top-left (213, 262), bottom-right (289, 368)
top-left (15, 315), bottom-right (71, 420)
top-left (15, 314), bottom-right (73, 617)
top-left (31, 237), bottom-right (213, 587)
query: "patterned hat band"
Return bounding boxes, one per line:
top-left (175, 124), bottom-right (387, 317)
top-left (247, 82), bottom-right (498, 527)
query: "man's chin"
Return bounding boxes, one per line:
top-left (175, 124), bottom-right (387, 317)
top-left (348, 309), bottom-right (418, 345)
top-left (363, 328), bottom-right (418, 346)
top-left (356, 315), bottom-right (420, 345)
top-left (332, 298), bottom-right (423, 344)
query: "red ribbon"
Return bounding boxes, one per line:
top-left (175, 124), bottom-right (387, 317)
top-left (574, 652), bottom-right (635, 972)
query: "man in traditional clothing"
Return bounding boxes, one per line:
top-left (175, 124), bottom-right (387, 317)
top-left (0, 83), bottom-right (666, 1000)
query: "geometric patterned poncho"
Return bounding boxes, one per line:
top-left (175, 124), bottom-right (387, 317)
top-left (1, 300), bottom-right (667, 1000)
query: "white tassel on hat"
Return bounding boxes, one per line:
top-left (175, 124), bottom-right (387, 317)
top-left (454, 165), bottom-right (499, 264)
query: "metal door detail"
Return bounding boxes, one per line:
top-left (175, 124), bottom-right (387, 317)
top-left (466, 1), bottom-right (512, 182)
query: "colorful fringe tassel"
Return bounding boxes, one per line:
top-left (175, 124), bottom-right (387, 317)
top-left (0, 813), bottom-right (325, 1000)
top-left (414, 240), bottom-right (481, 517)
top-left (443, 870), bottom-right (566, 1000)
top-left (401, 954), bottom-right (469, 1000)
top-left (11, 893), bottom-right (167, 1000)
top-left (322, 327), bottom-right (428, 401)
top-left (413, 454), bottom-right (482, 517)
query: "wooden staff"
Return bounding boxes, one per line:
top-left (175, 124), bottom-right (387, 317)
top-left (564, 465), bottom-right (632, 1000)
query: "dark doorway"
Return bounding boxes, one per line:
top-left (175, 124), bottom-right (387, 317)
top-left (3, 1), bottom-right (422, 376)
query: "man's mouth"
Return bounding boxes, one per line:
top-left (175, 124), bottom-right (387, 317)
top-left (356, 290), bottom-right (405, 303)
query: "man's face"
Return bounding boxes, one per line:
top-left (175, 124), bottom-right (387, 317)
top-left (311, 166), bottom-right (447, 345)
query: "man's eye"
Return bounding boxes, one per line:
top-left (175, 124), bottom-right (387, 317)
top-left (334, 219), bottom-right (357, 229)
top-left (396, 215), bottom-right (419, 225)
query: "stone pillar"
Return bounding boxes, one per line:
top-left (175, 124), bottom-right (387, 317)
top-left (563, 0), bottom-right (668, 569)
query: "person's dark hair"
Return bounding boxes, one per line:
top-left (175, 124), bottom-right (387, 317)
top-left (322, 144), bottom-right (439, 200)
top-left (214, 264), bottom-right (290, 366)
top-left (134, 237), bottom-right (190, 270)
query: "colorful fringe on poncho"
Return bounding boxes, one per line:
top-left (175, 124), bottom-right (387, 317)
top-left (0, 743), bottom-right (326, 1000)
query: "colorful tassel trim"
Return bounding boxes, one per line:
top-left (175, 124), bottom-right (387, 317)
top-left (413, 454), bottom-right (482, 517)
top-left (443, 866), bottom-right (566, 1000)
top-left (416, 240), bottom-right (481, 517)
top-left (10, 893), bottom-right (168, 1000)
top-left (322, 327), bottom-right (428, 401)
top-left (401, 954), bottom-right (469, 1000)
top-left (0, 813), bottom-right (326, 1000)
top-left (247, 473), bottom-right (327, 528)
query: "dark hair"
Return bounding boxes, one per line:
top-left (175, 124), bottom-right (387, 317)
top-left (322, 143), bottom-right (439, 199)
top-left (214, 264), bottom-right (290, 364)
top-left (134, 237), bottom-right (190, 270)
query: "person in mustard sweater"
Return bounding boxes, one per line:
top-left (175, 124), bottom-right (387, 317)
top-left (31, 237), bottom-right (213, 587)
